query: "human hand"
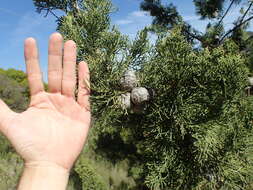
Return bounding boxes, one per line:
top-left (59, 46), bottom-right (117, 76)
top-left (0, 33), bottom-right (90, 172)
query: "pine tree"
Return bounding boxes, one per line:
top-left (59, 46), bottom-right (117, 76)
top-left (141, 0), bottom-right (253, 49)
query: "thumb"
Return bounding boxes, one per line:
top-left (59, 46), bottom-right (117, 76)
top-left (0, 99), bottom-right (16, 134)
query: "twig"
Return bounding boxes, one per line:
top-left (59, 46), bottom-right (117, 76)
top-left (48, 9), bottom-right (60, 19)
top-left (183, 28), bottom-right (203, 42)
top-left (219, 2), bottom-right (253, 44)
top-left (217, 0), bottom-right (236, 27)
top-left (220, 15), bottom-right (253, 43)
top-left (239, 1), bottom-right (253, 24)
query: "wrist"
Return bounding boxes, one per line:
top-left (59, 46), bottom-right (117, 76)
top-left (18, 161), bottom-right (69, 190)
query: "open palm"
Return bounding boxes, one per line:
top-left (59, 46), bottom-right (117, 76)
top-left (0, 33), bottom-right (90, 170)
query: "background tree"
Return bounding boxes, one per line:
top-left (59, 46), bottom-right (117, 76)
top-left (141, 0), bottom-right (253, 49)
top-left (0, 69), bottom-right (29, 190)
top-left (0, 69), bottom-right (29, 112)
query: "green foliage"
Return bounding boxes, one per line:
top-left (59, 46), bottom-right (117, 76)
top-left (69, 150), bottom-right (136, 190)
top-left (0, 69), bottom-right (29, 189)
top-left (32, 0), bottom-right (253, 189)
top-left (74, 157), bottom-right (108, 190)
top-left (140, 1), bottom-right (182, 29)
top-left (0, 137), bottom-right (22, 188)
top-left (0, 68), bottom-right (26, 84)
top-left (33, 0), bottom-right (82, 14)
top-left (243, 32), bottom-right (253, 74)
top-left (146, 30), bottom-right (252, 189)
top-left (193, 0), bottom-right (225, 19)
top-left (0, 152), bottom-right (23, 190)
top-left (0, 68), bottom-right (29, 105)
top-left (193, 0), bottom-right (242, 19)
top-left (93, 28), bottom-right (253, 189)
top-left (0, 72), bottom-right (28, 112)
top-left (57, 0), bottom-right (128, 89)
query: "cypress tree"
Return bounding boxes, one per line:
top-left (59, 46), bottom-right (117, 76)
top-left (30, 0), bottom-right (253, 189)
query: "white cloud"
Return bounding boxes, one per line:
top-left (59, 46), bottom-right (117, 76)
top-left (115, 19), bottom-right (133, 25)
top-left (184, 15), bottom-right (199, 22)
top-left (114, 10), bottom-right (151, 26)
top-left (130, 11), bottom-right (147, 17)
top-left (113, 10), bottom-right (152, 39)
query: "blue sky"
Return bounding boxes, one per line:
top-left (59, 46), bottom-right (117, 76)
top-left (0, 0), bottom-right (248, 80)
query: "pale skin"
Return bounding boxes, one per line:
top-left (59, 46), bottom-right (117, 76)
top-left (0, 33), bottom-right (91, 189)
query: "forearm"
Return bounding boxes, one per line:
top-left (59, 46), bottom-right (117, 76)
top-left (18, 162), bottom-right (69, 190)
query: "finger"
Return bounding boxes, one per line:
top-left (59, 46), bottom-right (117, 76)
top-left (48, 33), bottom-right (63, 93)
top-left (77, 61), bottom-right (90, 110)
top-left (62, 40), bottom-right (76, 98)
top-left (24, 38), bottom-right (44, 96)
top-left (0, 99), bottom-right (16, 134)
